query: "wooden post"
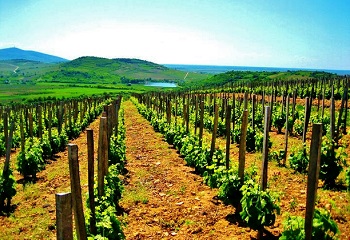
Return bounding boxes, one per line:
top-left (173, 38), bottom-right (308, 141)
top-left (336, 86), bottom-right (347, 142)
top-left (225, 104), bottom-right (231, 169)
top-left (252, 94), bottom-right (256, 128)
top-left (3, 112), bottom-right (8, 153)
top-left (182, 95), bottom-right (186, 127)
top-left (20, 112), bottom-right (25, 154)
top-left (330, 86), bottom-right (335, 141)
top-left (261, 106), bottom-right (271, 190)
top-left (199, 100), bottom-right (204, 148)
top-left (302, 97), bottom-right (310, 143)
top-left (283, 96), bottom-right (289, 166)
top-left (98, 116), bottom-right (108, 197)
top-left (243, 92), bottom-right (248, 110)
top-left (183, 104), bottom-right (187, 128)
top-left (87, 129), bottom-right (96, 235)
top-left (238, 110), bottom-right (248, 184)
top-left (321, 81), bottom-right (326, 119)
top-left (221, 97), bottom-right (225, 121)
top-left (29, 113), bottom-right (33, 138)
top-left (67, 144), bottom-right (87, 240)
top-left (175, 96), bottom-right (178, 126)
top-left (343, 78), bottom-right (349, 134)
top-left (194, 96), bottom-right (199, 135)
top-left (232, 93), bottom-right (236, 134)
top-left (114, 98), bottom-right (121, 137)
top-left (3, 120), bottom-right (14, 174)
top-left (304, 124), bottom-right (323, 240)
top-left (166, 98), bottom-right (171, 124)
top-left (186, 100), bottom-right (190, 133)
top-left (37, 105), bottom-right (43, 139)
top-left (269, 90), bottom-right (274, 132)
top-left (292, 90), bottom-right (297, 121)
top-left (210, 104), bottom-right (219, 165)
top-left (261, 91), bottom-right (265, 116)
top-left (48, 108), bottom-right (52, 143)
top-left (56, 192), bottom-right (73, 240)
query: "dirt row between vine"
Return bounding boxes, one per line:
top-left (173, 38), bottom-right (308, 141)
top-left (121, 101), bottom-right (275, 239)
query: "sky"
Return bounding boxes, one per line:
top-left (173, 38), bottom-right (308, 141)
top-left (0, 0), bottom-right (349, 70)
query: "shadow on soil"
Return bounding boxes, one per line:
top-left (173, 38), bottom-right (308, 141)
top-left (0, 204), bottom-right (18, 217)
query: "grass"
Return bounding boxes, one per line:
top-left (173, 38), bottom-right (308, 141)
top-left (121, 182), bottom-right (149, 206)
top-left (0, 82), bottom-right (149, 103)
top-left (179, 185), bottom-right (187, 194)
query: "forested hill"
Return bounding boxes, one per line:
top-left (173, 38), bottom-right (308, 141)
top-left (42, 56), bottom-right (207, 84)
top-left (181, 70), bottom-right (337, 88)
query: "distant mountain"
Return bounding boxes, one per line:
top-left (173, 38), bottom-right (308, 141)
top-left (0, 47), bottom-right (68, 63)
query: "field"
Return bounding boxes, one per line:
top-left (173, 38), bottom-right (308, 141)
top-left (0, 82), bottom-right (149, 103)
top-left (0, 60), bottom-right (349, 239)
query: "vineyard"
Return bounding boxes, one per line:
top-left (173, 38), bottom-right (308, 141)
top-left (0, 75), bottom-right (350, 239)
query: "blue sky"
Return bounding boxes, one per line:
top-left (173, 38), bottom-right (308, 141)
top-left (0, 0), bottom-right (349, 69)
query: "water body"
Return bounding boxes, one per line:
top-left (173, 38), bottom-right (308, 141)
top-left (164, 64), bottom-right (350, 75)
top-left (144, 82), bottom-right (177, 88)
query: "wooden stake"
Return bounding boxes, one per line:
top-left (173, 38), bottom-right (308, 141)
top-left (199, 100), bottom-right (204, 148)
top-left (3, 120), bottom-right (14, 174)
top-left (37, 105), bottom-right (42, 139)
top-left (252, 94), bottom-right (256, 128)
top-left (238, 110), bottom-right (248, 184)
top-left (330, 86), bottom-right (335, 141)
top-left (68, 144), bottom-right (87, 240)
top-left (343, 78), bottom-right (349, 134)
top-left (194, 96), bottom-right (199, 135)
top-left (302, 97), bottom-right (310, 143)
top-left (87, 129), bottom-right (96, 235)
top-left (261, 106), bottom-right (271, 190)
top-left (56, 192), bottom-right (73, 240)
top-left (304, 123), bottom-right (323, 240)
top-left (210, 104), bottom-right (219, 165)
top-left (225, 104), bottom-right (231, 169)
top-left (98, 116), bottom-right (108, 197)
top-left (283, 96), bottom-right (289, 166)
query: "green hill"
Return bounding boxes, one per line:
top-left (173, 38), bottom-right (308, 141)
top-left (0, 59), bottom-right (59, 83)
top-left (181, 70), bottom-right (337, 88)
top-left (41, 56), bottom-right (208, 84)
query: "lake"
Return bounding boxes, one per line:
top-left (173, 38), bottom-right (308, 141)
top-left (144, 82), bottom-right (177, 88)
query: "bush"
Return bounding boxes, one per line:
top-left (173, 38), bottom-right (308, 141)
top-left (289, 145), bottom-right (309, 173)
top-left (280, 208), bottom-right (339, 239)
top-left (217, 170), bottom-right (242, 206)
top-left (319, 137), bottom-right (347, 188)
top-left (240, 180), bottom-right (280, 231)
top-left (109, 134), bottom-right (126, 173)
top-left (293, 119), bottom-right (304, 136)
top-left (50, 129), bottom-right (61, 154)
top-left (0, 169), bottom-right (16, 210)
top-left (59, 130), bottom-right (69, 151)
top-left (346, 168), bottom-right (350, 191)
top-left (272, 109), bottom-right (286, 134)
top-left (41, 134), bottom-right (52, 159)
top-left (104, 165), bottom-right (124, 206)
top-left (86, 164), bottom-right (125, 240)
top-left (270, 149), bottom-right (286, 166)
top-left (17, 137), bottom-right (45, 179)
